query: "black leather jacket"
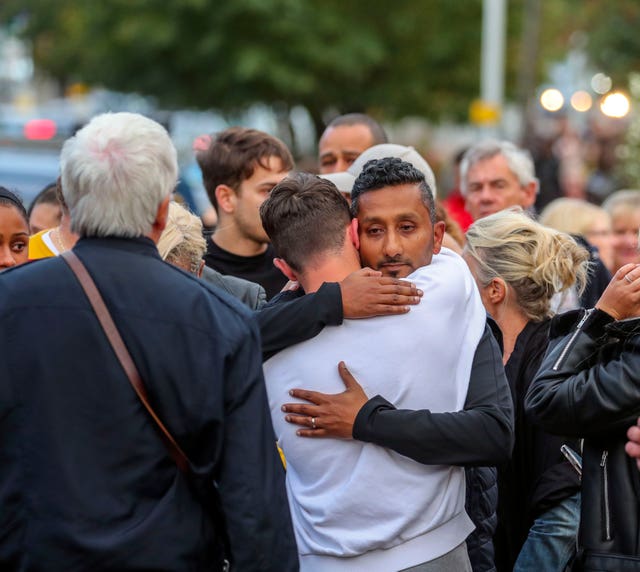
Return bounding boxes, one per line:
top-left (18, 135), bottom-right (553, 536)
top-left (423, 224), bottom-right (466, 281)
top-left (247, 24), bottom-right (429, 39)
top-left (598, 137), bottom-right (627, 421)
top-left (525, 308), bottom-right (640, 566)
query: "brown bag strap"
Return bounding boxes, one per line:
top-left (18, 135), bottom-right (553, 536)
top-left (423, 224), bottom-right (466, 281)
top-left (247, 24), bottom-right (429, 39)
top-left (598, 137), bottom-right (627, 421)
top-left (61, 250), bottom-right (191, 475)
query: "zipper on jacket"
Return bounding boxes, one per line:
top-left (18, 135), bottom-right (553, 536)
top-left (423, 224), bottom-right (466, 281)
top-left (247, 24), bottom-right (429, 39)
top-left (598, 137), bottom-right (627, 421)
top-left (600, 450), bottom-right (611, 541)
top-left (552, 309), bottom-right (593, 371)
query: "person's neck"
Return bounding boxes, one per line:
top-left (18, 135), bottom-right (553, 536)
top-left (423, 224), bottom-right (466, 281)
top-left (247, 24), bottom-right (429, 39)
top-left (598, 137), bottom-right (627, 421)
top-left (300, 258), bottom-right (360, 294)
top-left (213, 222), bottom-right (268, 257)
top-left (58, 213), bottom-right (78, 251)
top-left (495, 306), bottom-right (529, 365)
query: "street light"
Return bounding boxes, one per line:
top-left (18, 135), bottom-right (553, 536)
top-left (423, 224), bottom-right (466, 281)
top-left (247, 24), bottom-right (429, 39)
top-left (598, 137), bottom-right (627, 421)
top-left (540, 88), bottom-right (564, 112)
top-left (591, 73), bottom-right (612, 95)
top-left (570, 91), bottom-right (592, 112)
top-left (600, 92), bottom-right (630, 118)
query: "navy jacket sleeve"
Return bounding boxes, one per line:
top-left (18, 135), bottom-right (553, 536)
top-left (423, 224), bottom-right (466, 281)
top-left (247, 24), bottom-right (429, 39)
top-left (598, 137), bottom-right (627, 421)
top-left (216, 316), bottom-right (299, 571)
top-left (257, 282), bottom-right (343, 361)
top-left (352, 323), bottom-right (514, 466)
top-left (525, 308), bottom-right (640, 437)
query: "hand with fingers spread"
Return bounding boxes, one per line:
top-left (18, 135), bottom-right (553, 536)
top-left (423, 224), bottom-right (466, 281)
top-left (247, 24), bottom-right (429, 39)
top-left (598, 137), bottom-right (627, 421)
top-left (339, 267), bottom-right (423, 318)
top-left (282, 362), bottom-right (369, 438)
top-left (626, 418), bottom-right (640, 471)
top-left (596, 263), bottom-right (640, 320)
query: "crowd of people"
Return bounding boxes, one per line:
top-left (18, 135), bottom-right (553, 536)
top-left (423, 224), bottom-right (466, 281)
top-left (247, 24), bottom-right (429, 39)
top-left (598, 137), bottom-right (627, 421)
top-left (1, 110), bottom-right (640, 572)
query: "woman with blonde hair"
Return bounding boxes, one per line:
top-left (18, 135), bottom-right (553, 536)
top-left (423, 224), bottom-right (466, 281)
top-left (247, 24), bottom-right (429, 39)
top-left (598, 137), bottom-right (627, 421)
top-left (157, 201), bottom-right (207, 275)
top-left (158, 202), bottom-right (267, 308)
top-left (464, 208), bottom-right (589, 572)
top-left (540, 197), bottom-right (614, 272)
top-left (602, 189), bottom-right (640, 273)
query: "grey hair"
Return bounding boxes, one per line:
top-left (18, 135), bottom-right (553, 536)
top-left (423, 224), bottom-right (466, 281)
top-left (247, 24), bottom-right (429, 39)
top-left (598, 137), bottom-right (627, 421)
top-left (60, 112), bottom-right (178, 238)
top-left (459, 139), bottom-right (539, 196)
top-left (602, 189), bottom-right (640, 218)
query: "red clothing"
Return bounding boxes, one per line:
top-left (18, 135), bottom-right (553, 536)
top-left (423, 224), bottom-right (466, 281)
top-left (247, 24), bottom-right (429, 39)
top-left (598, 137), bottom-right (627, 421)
top-left (442, 190), bottom-right (473, 232)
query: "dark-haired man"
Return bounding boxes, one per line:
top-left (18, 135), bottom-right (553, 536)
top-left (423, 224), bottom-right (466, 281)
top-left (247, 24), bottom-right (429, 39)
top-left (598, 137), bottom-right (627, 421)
top-left (318, 113), bottom-right (388, 174)
top-left (261, 159), bottom-right (511, 570)
top-left (278, 158), bottom-right (513, 571)
top-left (196, 127), bottom-right (294, 299)
top-left (282, 159), bottom-right (511, 450)
top-left (194, 128), bottom-right (428, 358)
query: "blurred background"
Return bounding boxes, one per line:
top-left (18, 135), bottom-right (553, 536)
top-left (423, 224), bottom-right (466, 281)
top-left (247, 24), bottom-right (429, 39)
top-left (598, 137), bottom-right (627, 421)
top-left (1, 0), bottom-right (639, 212)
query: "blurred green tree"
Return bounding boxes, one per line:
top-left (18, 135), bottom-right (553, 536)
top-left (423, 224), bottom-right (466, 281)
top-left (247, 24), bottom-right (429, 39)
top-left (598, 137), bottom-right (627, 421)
top-left (581, 2), bottom-right (640, 86)
top-left (8, 0), bottom-right (636, 133)
top-left (2, 0), bottom-right (487, 128)
top-left (533, 0), bottom-right (640, 89)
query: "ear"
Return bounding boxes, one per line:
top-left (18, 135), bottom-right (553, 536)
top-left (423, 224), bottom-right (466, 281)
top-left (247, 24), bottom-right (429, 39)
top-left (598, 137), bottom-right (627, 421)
top-left (273, 257), bottom-right (298, 282)
top-left (148, 195), bottom-right (171, 243)
top-left (196, 259), bottom-right (205, 278)
top-left (521, 180), bottom-right (538, 209)
top-left (215, 184), bottom-right (237, 214)
top-left (348, 218), bottom-right (360, 250)
top-left (432, 220), bottom-right (446, 254)
top-left (487, 277), bottom-right (507, 305)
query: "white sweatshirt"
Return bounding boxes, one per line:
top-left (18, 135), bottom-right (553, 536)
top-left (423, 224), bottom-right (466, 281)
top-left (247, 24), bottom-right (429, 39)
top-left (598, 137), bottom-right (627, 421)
top-left (263, 248), bottom-right (486, 572)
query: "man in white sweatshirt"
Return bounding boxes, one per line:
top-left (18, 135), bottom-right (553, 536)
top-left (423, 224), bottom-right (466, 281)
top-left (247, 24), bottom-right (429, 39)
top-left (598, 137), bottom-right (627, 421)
top-left (260, 159), bottom-right (487, 571)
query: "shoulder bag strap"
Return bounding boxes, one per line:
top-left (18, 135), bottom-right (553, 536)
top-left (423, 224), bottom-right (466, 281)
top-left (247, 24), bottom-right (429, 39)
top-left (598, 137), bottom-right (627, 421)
top-left (62, 250), bottom-right (232, 570)
top-left (61, 249), bottom-right (191, 474)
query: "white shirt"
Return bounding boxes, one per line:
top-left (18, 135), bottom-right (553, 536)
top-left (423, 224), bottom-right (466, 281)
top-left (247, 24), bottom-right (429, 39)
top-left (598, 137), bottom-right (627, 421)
top-left (263, 248), bottom-right (486, 571)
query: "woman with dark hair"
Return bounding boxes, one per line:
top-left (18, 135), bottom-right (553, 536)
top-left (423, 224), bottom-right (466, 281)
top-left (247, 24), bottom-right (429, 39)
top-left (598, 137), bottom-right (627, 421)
top-left (0, 186), bottom-right (30, 269)
top-left (27, 181), bottom-right (63, 234)
top-left (28, 179), bottom-right (78, 259)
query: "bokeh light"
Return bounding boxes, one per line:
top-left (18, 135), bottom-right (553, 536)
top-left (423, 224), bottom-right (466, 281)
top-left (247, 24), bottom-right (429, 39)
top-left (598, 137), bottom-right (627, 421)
top-left (23, 119), bottom-right (57, 140)
top-left (540, 88), bottom-right (564, 112)
top-left (570, 91), bottom-right (592, 112)
top-left (591, 73), bottom-right (612, 95)
top-left (600, 92), bottom-right (631, 118)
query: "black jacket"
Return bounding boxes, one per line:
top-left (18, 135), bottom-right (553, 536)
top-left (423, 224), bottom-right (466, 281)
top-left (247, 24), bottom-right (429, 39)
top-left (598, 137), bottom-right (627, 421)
top-left (525, 308), bottom-right (640, 568)
top-left (466, 465), bottom-right (499, 572)
top-left (259, 284), bottom-right (343, 361)
top-left (495, 319), bottom-right (580, 571)
top-left (0, 237), bottom-right (298, 572)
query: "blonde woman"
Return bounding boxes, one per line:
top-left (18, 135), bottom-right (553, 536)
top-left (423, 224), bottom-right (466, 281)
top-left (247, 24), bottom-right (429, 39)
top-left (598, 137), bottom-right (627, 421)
top-left (158, 202), bottom-right (266, 308)
top-left (464, 208), bottom-right (588, 572)
top-left (539, 197), bottom-right (614, 272)
top-left (602, 189), bottom-right (640, 273)
top-left (157, 201), bottom-right (207, 275)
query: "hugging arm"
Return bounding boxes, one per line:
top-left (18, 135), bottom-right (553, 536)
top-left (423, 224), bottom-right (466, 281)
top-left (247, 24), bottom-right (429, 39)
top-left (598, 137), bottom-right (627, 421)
top-left (284, 324), bottom-right (514, 466)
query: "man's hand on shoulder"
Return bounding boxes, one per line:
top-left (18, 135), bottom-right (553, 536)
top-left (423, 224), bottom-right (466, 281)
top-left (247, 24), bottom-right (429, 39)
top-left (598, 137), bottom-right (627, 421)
top-left (282, 362), bottom-right (369, 438)
top-left (340, 268), bottom-right (422, 318)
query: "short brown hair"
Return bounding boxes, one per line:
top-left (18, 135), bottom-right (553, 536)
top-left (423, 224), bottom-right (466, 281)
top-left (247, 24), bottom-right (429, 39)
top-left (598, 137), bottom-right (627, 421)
top-left (260, 173), bottom-right (352, 273)
top-left (196, 127), bottom-right (294, 210)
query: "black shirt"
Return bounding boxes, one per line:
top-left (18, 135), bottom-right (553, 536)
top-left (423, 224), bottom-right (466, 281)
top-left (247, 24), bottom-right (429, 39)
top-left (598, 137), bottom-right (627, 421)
top-left (204, 238), bottom-right (287, 300)
top-left (494, 319), bottom-right (580, 572)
